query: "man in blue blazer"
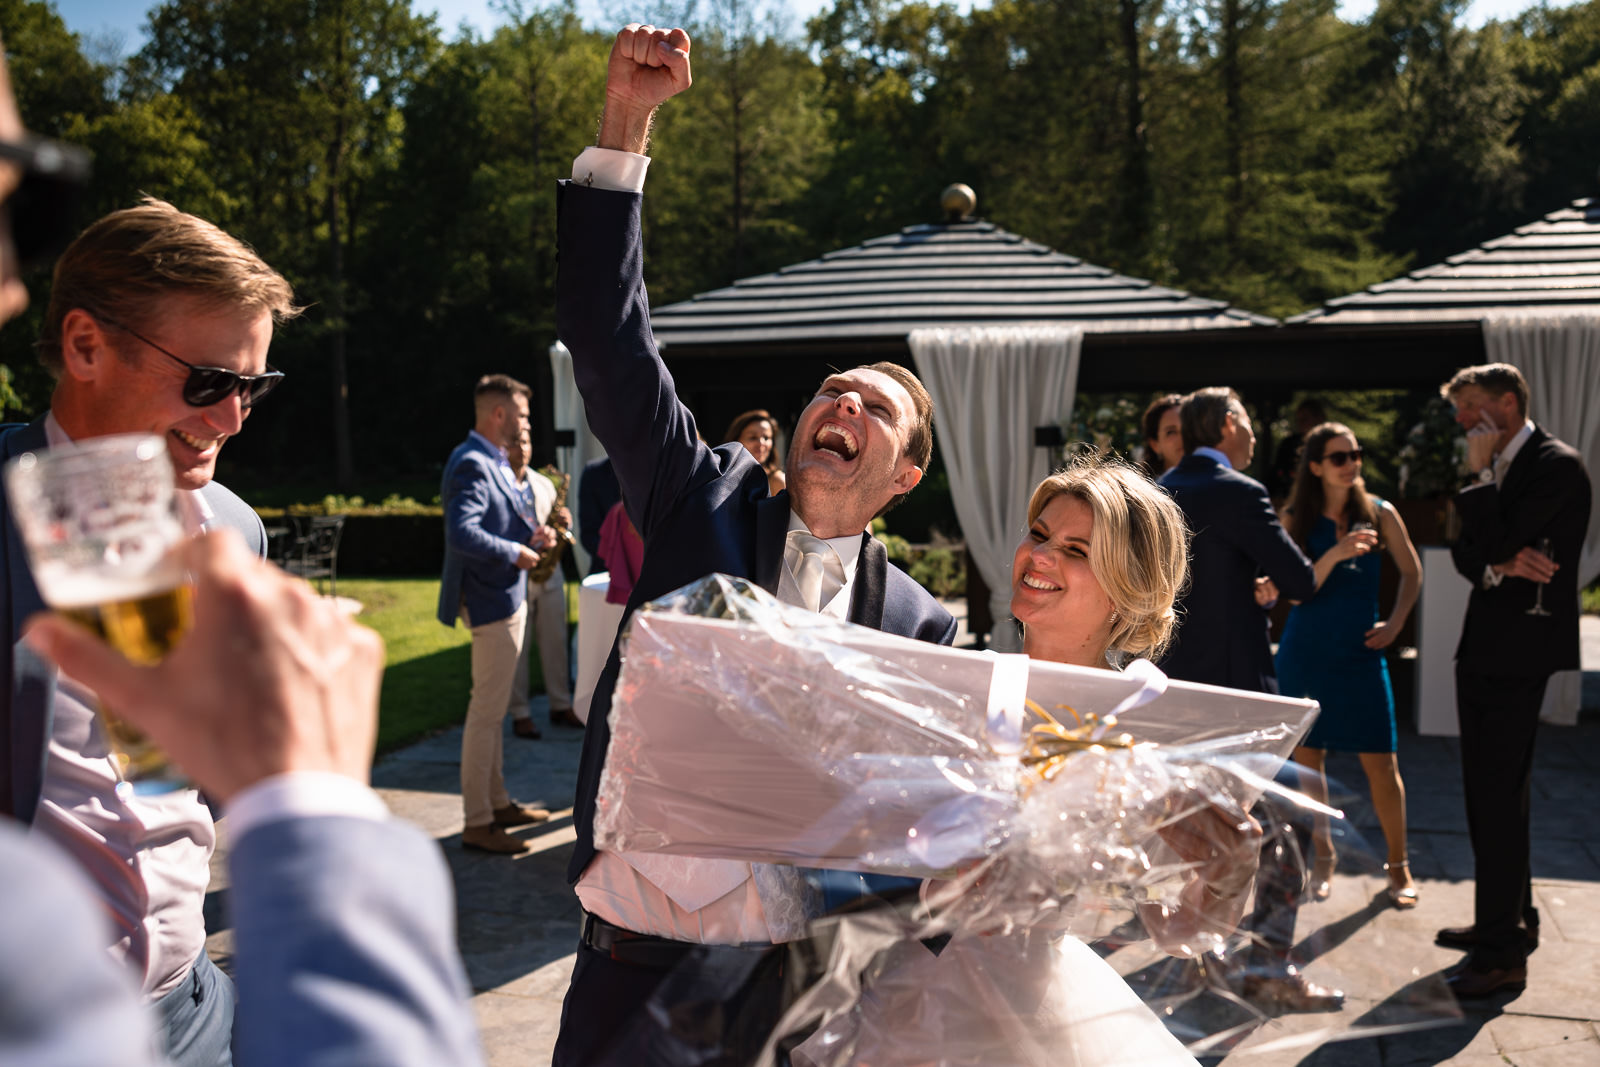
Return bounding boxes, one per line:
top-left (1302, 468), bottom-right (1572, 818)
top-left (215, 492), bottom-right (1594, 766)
top-left (551, 26), bottom-right (956, 1066)
top-left (437, 374), bottom-right (555, 854)
top-left (1, 192), bottom-right (291, 1065)
top-left (1158, 387), bottom-right (1338, 1014)
top-left (1158, 387), bottom-right (1316, 691)
top-left (11, 532), bottom-right (485, 1067)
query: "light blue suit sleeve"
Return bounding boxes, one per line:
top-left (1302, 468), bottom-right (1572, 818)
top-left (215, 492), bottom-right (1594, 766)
top-left (0, 821), bottom-right (163, 1066)
top-left (228, 816), bottom-right (486, 1067)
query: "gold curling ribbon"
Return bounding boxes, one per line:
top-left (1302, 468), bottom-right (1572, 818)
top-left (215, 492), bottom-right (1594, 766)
top-left (1021, 699), bottom-right (1141, 786)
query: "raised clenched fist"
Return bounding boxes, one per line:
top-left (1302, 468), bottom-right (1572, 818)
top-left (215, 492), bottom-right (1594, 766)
top-left (606, 24), bottom-right (691, 115)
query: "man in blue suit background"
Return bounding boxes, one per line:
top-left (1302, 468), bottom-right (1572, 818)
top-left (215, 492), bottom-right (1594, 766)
top-left (437, 373), bottom-right (555, 855)
top-left (1158, 386), bottom-right (1340, 1013)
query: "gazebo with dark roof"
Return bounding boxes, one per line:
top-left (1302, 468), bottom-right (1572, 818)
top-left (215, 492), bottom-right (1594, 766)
top-left (650, 188), bottom-right (1277, 422)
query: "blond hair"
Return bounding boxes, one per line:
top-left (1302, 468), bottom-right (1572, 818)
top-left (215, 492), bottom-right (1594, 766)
top-left (40, 197), bottom-right (299, 376)
top-left (1026, 454), bottom-right (1190, 662)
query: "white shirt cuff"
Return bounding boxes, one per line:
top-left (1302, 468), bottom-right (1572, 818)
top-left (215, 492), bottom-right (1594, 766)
top-left (226, 772), bottom-right (389, 842)
top-left (1482, 565), bottom-right (1503, 589)
top-left (572, 146), bottom-right (650, 193)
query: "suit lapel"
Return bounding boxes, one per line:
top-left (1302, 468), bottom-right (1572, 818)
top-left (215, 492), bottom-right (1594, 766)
top-left (849, 534), bottom-right (887, 629)
top-left (1498, 425), bottom-right (1546, 500)
top-left (753, 493), bottom-right (789, 595)
top-left (471, 436), bottom-right (530, 533)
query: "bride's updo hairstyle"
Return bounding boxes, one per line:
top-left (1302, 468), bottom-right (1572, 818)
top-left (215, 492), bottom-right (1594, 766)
top-left (1025, 454), bottom-right (1190, 661)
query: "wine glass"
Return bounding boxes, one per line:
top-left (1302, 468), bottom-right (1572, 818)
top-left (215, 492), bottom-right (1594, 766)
top-left (1526, 537), bottom-right (1554, 617)
top-left (1344, 522), bottom-right (1376, 572)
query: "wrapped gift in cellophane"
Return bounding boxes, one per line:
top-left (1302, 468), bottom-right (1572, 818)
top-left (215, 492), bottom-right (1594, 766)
top-left (592, 576), bottom-right (1460, 1066)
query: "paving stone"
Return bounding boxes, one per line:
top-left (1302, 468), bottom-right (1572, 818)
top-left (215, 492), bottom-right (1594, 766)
top-left (473, 990), bottom-right (562, 1067)
top-left (1486, 1015), bottom-right (1598, 1054)
top-left (1498, 940), bottom-right (1600, 1021)
top-left (1534, 883), bottom-right (1600, 945)
top-left (1377, 1018), bottom-right (1499, 1066)
top-left (1511, 1035), bottom-right (1600, 1067)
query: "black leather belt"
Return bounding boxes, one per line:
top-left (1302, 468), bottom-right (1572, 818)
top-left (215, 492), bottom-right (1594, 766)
top-left (581, 912), bottom-right (779, 970)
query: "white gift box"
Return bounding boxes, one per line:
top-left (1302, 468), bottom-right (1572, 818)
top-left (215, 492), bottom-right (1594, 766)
top-left (593, 579), bottom-right (1317, 876)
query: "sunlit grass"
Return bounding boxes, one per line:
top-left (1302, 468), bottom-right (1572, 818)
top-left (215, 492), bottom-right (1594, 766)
top-left (339, 577), bottom-right (575, 753)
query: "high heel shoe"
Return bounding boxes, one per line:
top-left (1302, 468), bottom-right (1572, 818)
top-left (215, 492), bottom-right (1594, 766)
top-left (1311, 851), bottom-right (1335, 902)
top-left (1384, 860), bottom-right (1419, 909)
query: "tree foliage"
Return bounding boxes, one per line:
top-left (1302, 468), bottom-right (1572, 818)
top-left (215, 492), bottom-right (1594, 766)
top-left (3, 0), bottom-right (1599, 475)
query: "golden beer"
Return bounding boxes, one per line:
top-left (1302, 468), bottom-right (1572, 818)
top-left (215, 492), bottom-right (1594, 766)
top-left (59, 583), bottom-right (194, 784)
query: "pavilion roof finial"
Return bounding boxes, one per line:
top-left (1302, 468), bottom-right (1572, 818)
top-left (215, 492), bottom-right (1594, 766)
top-left (940, 183), bottom-right (976, 222)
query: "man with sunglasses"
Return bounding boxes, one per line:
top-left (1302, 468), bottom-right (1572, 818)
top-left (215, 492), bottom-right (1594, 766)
top-left (0, 195), bottom-right (300, 1066)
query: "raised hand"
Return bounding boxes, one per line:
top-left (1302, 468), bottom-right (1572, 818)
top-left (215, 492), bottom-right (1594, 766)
top-left (600, 25), bottom-right (692, 155)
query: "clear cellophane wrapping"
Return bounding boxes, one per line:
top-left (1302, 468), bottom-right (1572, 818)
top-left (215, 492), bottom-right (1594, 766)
top-left (593, 576), bottom-right (1459, 1065)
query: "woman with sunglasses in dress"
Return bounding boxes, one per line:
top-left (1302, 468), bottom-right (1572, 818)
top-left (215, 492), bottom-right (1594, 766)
top-left (1275, 423), bottom-right (1422, 908)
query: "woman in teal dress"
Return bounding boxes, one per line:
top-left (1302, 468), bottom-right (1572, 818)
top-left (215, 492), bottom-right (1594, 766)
top-left (1276, 423), bottom-right (1422, 908)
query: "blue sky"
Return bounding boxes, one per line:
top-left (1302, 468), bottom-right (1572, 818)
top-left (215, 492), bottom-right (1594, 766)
top-left (47, 0), bottom-right (1575, 55)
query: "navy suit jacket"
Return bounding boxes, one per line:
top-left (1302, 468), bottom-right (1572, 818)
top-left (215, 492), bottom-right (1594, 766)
top-left (1158, 452), bottom-right (1315, 693)
top-left (0, 813), bottom-right (483, 1066)
top-left (1452, 424), bottom-right (1591, 679)
top-left (556, 181), bottom-right (956, 883)
top-left (0, 419), bottom-right (266, 824)
top-left (436, 434), bottom-right (534, 628)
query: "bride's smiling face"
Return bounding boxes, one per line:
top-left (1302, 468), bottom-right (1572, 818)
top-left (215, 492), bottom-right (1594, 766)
top-left (1011, 493), bottom-right (1117, 664)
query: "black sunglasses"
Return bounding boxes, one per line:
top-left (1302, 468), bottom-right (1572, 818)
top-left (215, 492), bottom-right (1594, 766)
top-left (99, 317), bottom-right (285, 408)
top-left (0, 136), bottom-right (92, 270)
top-left (1320, 447), bottom-right (1363, 468)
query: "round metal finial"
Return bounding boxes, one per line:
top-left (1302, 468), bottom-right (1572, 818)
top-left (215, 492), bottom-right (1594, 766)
top-left (941, 183), bottom-right (976, 221)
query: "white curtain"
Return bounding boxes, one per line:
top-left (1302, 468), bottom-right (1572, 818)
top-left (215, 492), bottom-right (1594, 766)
top-left (1483, 313), bottom-right (1600, 725)
top-left (909, 327), bottom-right (1083, 652)
top-left (548, 341), bottom-right (606, 575)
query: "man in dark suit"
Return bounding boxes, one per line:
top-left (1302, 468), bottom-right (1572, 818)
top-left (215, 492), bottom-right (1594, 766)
top-left (1435, 363), bottom-right (1592, 998)
top-left (0, 194), bottom-right (299, 1065)
top-left (1158, 387), bottom-right (1340, 1012)
top-left (13, 533), bottom-right (486, 1067)
top-left (436, 374), bottom-right (555, 855)
top-left (551, 25), bottom-right (956, 1066)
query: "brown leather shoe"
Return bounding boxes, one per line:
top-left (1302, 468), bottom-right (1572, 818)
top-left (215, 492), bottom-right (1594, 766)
top-left (550, 707), bottom-right (585, 729)
top-left (512, 717), bottom-right (542, 740)
top-left (1445, 963), bottom-right (1527, 999)
top-left (1243, 969), bottom-right (1346, 1013)
top-left (493, 802), bottom-right (551, 828)
top-left (1436, 924), bottom-right (1538, 953)
top-left (462, 824), bottom-right (532, 855)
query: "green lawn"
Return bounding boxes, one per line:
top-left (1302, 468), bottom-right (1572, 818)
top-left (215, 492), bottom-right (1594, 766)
top-left (340, 577), bottom-right (573, 753)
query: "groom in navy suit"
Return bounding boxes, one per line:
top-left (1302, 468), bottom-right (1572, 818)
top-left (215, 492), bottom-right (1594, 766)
top-left (552, 25), bottom-right (955, 1066)
top-left (437, 374), bottom-right (556, 855)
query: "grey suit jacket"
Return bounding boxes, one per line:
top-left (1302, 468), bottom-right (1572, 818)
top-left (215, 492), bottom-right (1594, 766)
top-left (0, 418), bottom-right (266, 822)
top-left (0, 813), bottom-right (484, 1066)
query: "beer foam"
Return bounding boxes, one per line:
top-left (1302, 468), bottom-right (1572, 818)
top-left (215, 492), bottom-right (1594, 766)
top-left (36, 558), bottom-right (188, 610)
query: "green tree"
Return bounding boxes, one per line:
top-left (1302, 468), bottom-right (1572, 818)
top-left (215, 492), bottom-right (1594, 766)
top-left (134, 0), bottom-right (439, 487)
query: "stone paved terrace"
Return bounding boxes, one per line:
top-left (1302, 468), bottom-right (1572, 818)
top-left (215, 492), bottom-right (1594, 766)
top-left (207, 615), bottom-right (1600, 1066)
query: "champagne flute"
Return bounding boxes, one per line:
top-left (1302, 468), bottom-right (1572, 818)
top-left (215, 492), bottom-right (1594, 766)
top-left (1344, 522), bottom-right (1376, 572)
top-left (4, 434), bottom-right (192, 796)
top-left (1526, 537), bottom-right (1554, 617)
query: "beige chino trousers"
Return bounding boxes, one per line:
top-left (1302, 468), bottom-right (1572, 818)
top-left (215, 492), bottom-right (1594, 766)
top-left (460, 600), bottom-right (527, 828)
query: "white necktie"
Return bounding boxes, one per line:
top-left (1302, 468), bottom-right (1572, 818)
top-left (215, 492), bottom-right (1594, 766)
top-left (789, 531), bottom-right (844, 612)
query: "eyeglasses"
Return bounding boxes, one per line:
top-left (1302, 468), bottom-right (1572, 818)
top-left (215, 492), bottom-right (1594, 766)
top-left (99, 316), bottom-right (285, 408)
top-left (1320, 447), bottom-right (1363, 468)
top-left (0, 136), bottom-right (92, 270)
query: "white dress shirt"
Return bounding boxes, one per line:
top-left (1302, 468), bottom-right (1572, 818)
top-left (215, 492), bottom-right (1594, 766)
top-left (1468, 419), bottom-right (1535, 589)
top-left (30, 415), bottom-right (389, 996)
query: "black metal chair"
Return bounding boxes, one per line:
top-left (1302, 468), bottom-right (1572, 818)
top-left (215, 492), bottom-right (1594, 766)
top-left (284, 514), bottom-right (346, 597)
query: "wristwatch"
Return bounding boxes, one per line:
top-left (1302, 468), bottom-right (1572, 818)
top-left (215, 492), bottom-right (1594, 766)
top-left (1466, 466), bottom-right (1494, 488)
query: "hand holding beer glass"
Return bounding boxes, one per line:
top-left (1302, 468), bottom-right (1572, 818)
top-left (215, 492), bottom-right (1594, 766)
top-left (6, 433), bottom-right (191, 795)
